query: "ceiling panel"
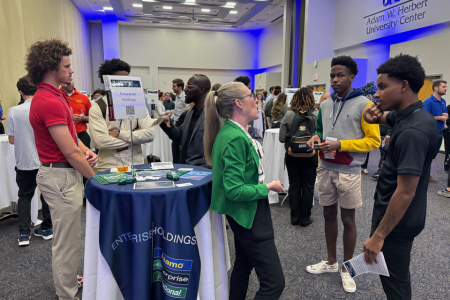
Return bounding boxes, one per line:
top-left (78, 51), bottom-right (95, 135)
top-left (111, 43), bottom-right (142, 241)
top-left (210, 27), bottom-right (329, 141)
top-left (71, 0), bottom-right (284, 31)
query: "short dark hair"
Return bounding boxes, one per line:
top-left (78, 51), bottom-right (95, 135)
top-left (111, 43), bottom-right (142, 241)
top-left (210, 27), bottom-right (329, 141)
top-left (16, 76), bottom-right (37, 96)
top-left (377, 54), bottom-right (426, 94)
top-left (274, 86), bottom-right (282, 96)
top-left (263, 91), bottom-right (268, 96)
top-left (331, 55), bottom-right (358, 76)
top-left (172, 78), bottom-right (184, 89)
top-left (25, 39), bottom-right (72, 85)
top-left (234, 76), bottom-right (251, 87)
top-left (269, 86), bottom-right (275, 93)
top-left (211, 83), bottom-right (222, 91)
top-left (92, 89), bottom-right (103, 95)
top-left (98, 58), bottom-right (131, 84)
top-left (433, 80), bottom-right (447, 91)
top-left (287, 85), bottom-right (294, 88)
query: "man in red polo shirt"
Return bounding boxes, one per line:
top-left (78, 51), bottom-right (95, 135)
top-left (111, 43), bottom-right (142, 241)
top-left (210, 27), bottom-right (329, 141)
top-left (25, 39), bottom-right (97, 300)
top-left (60, 80), bottom-right (92, 148)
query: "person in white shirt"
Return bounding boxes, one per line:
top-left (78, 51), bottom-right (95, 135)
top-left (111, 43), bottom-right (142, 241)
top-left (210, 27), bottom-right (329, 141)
top-left (89, 59), bottom-right (155, 172)
top-left (7, 76), bottom-right (53, 246)
top-left (171, 78), bottom-right (186, 122)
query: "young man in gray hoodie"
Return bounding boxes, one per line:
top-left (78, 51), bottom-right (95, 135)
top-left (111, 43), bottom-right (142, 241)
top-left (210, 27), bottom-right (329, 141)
top-left (306, 56), bottom-right (381, 293)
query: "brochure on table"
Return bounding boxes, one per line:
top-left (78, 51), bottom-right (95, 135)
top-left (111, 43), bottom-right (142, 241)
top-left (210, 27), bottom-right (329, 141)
top-left (285, 88), bottom-right (299, 107)
top-left (103, 75), bottom-right (147, 119)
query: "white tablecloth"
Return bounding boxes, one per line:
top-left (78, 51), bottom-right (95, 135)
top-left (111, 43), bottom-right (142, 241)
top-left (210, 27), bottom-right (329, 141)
top-left (260, 129), bottom-right (289, 204)
top-left (83, 202), bottom-right (231, 300)
top-left (142, 123), bottom-right (173, 162)
top-left (0, 135), bottom-right (40, 223)
top-left (253, 111), bottom-right (264, 138)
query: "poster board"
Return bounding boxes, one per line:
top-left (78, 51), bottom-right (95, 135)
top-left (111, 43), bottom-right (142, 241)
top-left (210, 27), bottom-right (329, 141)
top-left (313, 92), bottom-right (324, 104)
top-left (285, 88), bottom-right (299, 107)
top-left (103, 75), bottom-right (147, 119)
top-left (146, 90), bottom-right (159, 104)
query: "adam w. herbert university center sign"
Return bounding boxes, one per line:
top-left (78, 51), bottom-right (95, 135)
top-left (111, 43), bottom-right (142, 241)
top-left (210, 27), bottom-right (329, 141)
top-left (333, 0), bottom-right (450, 49)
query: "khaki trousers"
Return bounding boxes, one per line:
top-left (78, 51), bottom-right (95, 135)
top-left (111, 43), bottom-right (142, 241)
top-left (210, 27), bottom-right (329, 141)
top-left (37, 166), bottom-right (83, 300)
top-left (266, 117), bottom-right (273, 129)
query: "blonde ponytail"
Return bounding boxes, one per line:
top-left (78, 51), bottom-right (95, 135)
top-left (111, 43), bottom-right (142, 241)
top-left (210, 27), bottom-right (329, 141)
top-left (204, 82), bottom-right (246, 166)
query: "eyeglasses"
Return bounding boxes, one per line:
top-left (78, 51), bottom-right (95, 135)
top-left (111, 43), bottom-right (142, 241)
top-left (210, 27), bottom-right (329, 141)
top-left (238, 93), bottom-right (256, 101)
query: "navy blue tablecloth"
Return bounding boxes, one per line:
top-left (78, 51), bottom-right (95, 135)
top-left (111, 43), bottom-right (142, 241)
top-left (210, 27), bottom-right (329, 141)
top-left (85, 164), bottom-right (212, 300)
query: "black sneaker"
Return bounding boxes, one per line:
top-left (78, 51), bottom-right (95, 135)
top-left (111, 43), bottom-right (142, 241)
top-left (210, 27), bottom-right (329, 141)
top-left (34, 228), bottom-right (53, 240)
top-left (18, 234), bottom-right (31, 246)
top-left (372, 170), bottom-right (380, 179)
top-left (299, 218), bottom-right (313, 227)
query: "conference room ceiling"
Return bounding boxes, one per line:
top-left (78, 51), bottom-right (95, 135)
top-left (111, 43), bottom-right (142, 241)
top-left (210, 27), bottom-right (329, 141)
top-left (72, 0), bottom-right (285, 31)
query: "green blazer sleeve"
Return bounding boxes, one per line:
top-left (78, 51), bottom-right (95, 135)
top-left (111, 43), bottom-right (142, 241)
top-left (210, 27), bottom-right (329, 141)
top-left (316, 107), bottom-right (323, 141)
top-left (222, 136), bottom-right (268, 202)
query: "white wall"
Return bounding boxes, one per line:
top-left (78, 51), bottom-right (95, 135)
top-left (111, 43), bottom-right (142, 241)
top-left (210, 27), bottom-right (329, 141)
top-left (258, 20), bottom-right (284, 69)
top-left (158, 68), bottom-right (254, 93)
top-left (390, 24), bottom-right (450, 80)
top-left (90, 23), bottom-right (104, 91)
top-left (304, 0), bottom-right (335, 63)
top-left (118, 25), bottom-right (259, 90)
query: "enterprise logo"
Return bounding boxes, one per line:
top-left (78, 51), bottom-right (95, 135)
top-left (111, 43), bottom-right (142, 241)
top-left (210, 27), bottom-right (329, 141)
top-left (383, 0), bottom-right (402, 6)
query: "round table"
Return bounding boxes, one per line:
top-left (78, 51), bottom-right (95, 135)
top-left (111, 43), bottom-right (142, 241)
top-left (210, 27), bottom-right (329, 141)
top-left (0, 135), bottom-right (40, 223)
top-left (260, 129), bottom-right (289, 204)
top-left (83, 164), bottom-right (230, 300)
top-left (142, 123), bottom-right (173, 162)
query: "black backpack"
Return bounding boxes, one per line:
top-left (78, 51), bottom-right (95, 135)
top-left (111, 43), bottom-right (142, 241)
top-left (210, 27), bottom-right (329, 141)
top-left (265, 97), bottom-right (275, 117)
top-left (285, 110), bottom-right (316, 157)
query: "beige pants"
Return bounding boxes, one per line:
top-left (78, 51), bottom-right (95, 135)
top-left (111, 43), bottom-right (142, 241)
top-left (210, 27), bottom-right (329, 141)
top-left (316, 167), bottom-right (362, 209)
top-left (37, 166), bottom-right (83, 300)
top-left (266, 117), bottom-right (273, 129)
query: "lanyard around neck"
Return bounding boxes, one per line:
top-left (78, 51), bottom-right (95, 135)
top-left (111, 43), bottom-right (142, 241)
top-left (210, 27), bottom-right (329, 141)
top-left (330, 91), bottom-right (352, 129)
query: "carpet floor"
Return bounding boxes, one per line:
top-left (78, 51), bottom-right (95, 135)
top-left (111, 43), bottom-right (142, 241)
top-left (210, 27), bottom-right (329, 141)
top-left (0, 151), bottom-right (449, 300)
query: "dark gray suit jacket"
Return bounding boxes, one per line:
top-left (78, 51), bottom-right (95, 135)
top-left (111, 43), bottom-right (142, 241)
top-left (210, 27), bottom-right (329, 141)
top-left (160, 108), bottom-right (208, 167)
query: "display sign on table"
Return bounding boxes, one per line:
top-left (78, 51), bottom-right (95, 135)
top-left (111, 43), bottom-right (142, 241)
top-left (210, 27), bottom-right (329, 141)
top-left (285, 88), bottom-right (299, 107)
top-left (313, 92), bottom-right (324, 104)
top-left (103, 75), bottom-right (147, 119)
top-left (146, 90), bottom-right (159, 104)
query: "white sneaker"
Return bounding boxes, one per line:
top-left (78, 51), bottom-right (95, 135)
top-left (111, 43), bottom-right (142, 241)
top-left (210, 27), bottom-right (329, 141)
top-left (306, 260), bottom-right (339, 274)
top-left (340, 271), bottom-right (356, 293)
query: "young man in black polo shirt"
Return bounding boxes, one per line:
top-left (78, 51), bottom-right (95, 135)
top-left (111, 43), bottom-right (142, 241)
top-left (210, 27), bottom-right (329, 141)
top-left (363, 54), bottom-right (440, 300)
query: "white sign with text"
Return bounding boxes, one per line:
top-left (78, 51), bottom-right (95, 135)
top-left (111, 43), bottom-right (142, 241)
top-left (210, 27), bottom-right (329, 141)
top-left (333, 0), bottom-right (450, 49)
top-left (103, 75), bottom-right (146, 119)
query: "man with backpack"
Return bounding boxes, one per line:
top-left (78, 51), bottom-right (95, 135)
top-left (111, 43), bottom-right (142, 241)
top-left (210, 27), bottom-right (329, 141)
top-left (265, 86), bottom-right (281, 129)
top-left (306, 56), bottom-right (380, 293)
top-left (89, 58), bottom-right (154, 172)
top-left (279, 88), bottom-right (318, 227)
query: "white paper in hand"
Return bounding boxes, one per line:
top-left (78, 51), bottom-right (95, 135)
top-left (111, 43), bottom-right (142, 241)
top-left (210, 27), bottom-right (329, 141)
top-left (324, 137), bottom-right (337, 159)
top-left (343, 252), bottom-right (389, 278)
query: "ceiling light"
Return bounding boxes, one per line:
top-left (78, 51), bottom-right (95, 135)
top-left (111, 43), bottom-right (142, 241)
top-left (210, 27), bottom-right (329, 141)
top-left (201, 9), bottom-right (211, 12)
top-left (163, 6), bottom-right (172, 9)
top-left (185, 0), bottom-right (196, 2)
top-left (133, 4), bottom-right (143, 8)
top-left (230, 10), bottom-right (238, 14)
top-left (103, 6), bottom-right (114, 10)
top-left (226, 2), bottom-right (236, 6)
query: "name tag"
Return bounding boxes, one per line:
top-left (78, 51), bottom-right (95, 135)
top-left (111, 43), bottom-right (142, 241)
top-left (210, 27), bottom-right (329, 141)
top-left (76, 100), bottom-right (83, 103)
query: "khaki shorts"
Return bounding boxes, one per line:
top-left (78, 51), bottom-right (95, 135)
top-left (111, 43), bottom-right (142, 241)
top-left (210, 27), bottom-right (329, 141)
top-left (317, 167), bottom-right (362, 209)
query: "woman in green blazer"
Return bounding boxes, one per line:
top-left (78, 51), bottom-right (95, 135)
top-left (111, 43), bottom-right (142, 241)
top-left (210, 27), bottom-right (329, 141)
top-left (204, 82), bottom-right (285, 300)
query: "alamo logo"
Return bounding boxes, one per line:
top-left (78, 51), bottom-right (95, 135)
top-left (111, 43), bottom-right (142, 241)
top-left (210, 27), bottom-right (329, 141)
top-left (154, 248), bottom-right (193, 271)
top-left (299, 126), bottom-right (306, 131)
top-left (162, 269), bottom-right (190, 285)
top-left (162, 281), bottom-right (187, 299)
top-left (153, 260), bottom-right (163, 270)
